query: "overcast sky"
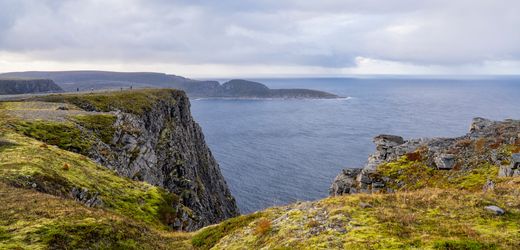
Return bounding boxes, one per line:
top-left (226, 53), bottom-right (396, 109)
top-left (0, 0), bottom-right (519, 77)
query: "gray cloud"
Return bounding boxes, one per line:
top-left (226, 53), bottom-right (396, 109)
top-left (0, 0), bottom-right (519, 70)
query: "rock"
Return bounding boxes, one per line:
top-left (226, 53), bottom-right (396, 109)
top-left (469, 117), bottom-right (494, 133)
top-left (484, 205), bottom-right (505, 215)
top-left (498, 153), bottom-right (520, 177)
top-left (71, 187), bottom-right (103, 207)
top-left (77, 90), bottom-right (239, 230)
top-left (373, 135), bottom-right (405, 149)
top-left (0, 78), bottom-right (63, 94)
top-left (482, 180), bottom-right (495, 192)
top-left (359, 202), bottom-right (372, 208)
top-left (329, 168), bottom-right (361, 196)
top-left (434, 154), bottom-right (456, 170)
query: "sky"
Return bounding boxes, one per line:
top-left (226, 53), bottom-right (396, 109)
top-left (0, 0), bottom-right (519, 77)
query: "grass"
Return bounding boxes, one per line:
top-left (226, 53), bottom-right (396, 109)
top-left (12, 120), bottom-right (92, 154)
top-left (72, 114), bottom-right (116, 144)
top-left (377, 154), bottom-right (500, 192)
top-left (0, 183), bottom-right (193, 250)
top-left (191, 212), bottom-right (263, 249)
top-left (0, 130), bottom-right (190, 230)
top-left (35, 89), bottom-right (181, 115)
top-left (207, 180), bottom-right (520, 249)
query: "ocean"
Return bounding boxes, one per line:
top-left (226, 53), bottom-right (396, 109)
top-left (190, 77), bottom-right (520, 213)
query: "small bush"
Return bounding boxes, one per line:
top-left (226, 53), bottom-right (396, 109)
top-left (254, 218), bottom-right (271, 235)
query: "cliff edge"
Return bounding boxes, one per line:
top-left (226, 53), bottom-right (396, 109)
top-left (0, 78), bottom-right (63, 95)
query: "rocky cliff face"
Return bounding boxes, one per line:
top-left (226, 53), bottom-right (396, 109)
top-left (35, 89), bottom-right (239, 230)
top-left (0, 78), bottom-right (63, 95)
top-left (330, 117), bottom-right (520, 196)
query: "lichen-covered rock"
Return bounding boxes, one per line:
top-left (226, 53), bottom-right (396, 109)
top-left (329, 168), bottom-right (361, 196)
top-left (499, 153), bottom-right (520, 177)
top-left (331, 118), bottom-right (520, 196)
top-left (434, 154), bottom-right (456, 170)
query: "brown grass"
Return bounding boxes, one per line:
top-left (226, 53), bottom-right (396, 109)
top-left (254, 218), bottom-right (271, 236)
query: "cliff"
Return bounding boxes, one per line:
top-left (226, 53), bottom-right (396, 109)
top-left (330, 118), bottom-right (520, 196)
top-left (0, 71), bottom-right (339, 99)
top-left (0, 89), bottom-right (238, 232)
top-left (0, 78), bottom-right (63, 95)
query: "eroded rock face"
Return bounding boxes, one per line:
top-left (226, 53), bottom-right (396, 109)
top-left (330, 118), bottom-right (520, 196)
top-left (0, 79), bottom-right (63, 94)
top-left (82, 91), bottom-right (239, 230)
top-left (434, 154), bottom-right (456, 170)
top-left (499, 153), bottom-right (520, 177)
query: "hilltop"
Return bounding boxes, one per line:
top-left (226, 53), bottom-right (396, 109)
top-left (0, 71), bottom-right (339, 99)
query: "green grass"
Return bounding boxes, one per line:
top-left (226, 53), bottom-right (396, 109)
top-left (0, 131), bottom-right (189, 230)
top-left (35, 89), bottom-right (181, 115)
top-left (377, 155), bottom-right (500, 192)
top-left (12, 120), bottom-right (92, 154)
top-left (0, 183), bottom-right (193, 250)
top-left (72, 114), bottom-right (117, 144)
top-left (191, 212), bottom-right (263, 249)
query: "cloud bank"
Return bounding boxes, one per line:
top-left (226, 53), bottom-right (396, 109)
top-left (0, 0), bottom-right (519, 76)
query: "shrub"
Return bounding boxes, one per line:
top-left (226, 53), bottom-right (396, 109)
top-left (254, 218), bottom-right (272, 235)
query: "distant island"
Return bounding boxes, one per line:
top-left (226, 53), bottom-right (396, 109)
top-left (0, 71), bottom-right (339, 99)
top-left (0, 78), bottom-right (63, 95)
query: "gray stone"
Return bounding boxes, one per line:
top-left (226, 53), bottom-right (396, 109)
top-left (374, 134), bottom-right (405, 149)
top-left (329, 168), bottom-right (362, 196)
top-left (469, 117), bottom-right (494, 133)
top-left (498, 153), bottom-right (520, 177)
top-left (484, 205), bottom-right (505, 215)
top-left (434, 154), bottom-right (456, 170)
top-left (359, 202), bottom-right (372, 209)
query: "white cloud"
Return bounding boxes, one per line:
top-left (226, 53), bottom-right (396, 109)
top-left (0, 0), bottom-right (519, 76)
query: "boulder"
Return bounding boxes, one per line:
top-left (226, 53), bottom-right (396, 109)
top-left (499, 153), bottom-right (520, 177)
top-left (373, 135), bottom-right (405, 149)
top-left (469, 117), bottom-right (494, 133)
top-left (434, 154), bottom-right (456, 170)
top-left (329, 168), bottom-right (361, 196)
top-left (484, 205), bottom-right (505, 215)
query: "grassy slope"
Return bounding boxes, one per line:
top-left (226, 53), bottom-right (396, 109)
top-left (0, 94), bottom-right (194, 249)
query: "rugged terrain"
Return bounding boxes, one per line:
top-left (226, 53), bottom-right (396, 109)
top-left (1, 88), bottom-right (519, 249)
top-left (0, 71), bottom-right (339, 99)
top-left (0, 78), bottom-right (63, 95)
top-left (0, 89), bottom-right (238, 236)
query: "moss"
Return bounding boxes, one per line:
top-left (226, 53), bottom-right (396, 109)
top-left (12, 120), bottom-right (92, 154)
top-left (0, 183), bottom-right (193, 250)
top-left (378, 155), bottom-right (500, 191)
top-left (191, 212), bottom-right (263, 249)
top-left (0, 131), bottom-right (185, 231)
top-left (433, 239), bottom-right (497, 250)
top-left (36, 89), bottom-right (180, 115)
top-left (72, 114), bottom-right (116, 144)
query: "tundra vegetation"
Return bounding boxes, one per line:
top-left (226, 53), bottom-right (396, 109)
top-left (0, 90), bottom-right (519, 249)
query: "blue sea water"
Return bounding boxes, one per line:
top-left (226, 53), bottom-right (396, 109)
top-left (190, 77), bottom-right (520, 213)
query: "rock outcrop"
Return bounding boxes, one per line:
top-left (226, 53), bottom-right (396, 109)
top-left (35, 89), bottom-right (239, 230)
top-left (0, 78), bottom-right (63, 95)
top-left (330, 117), bottom-right (520, 196)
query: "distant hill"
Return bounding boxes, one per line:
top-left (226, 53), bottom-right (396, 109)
top-left (0, 71), bottom-right (339, 99)
top-left (0, 78), bottom-right (63, 95)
